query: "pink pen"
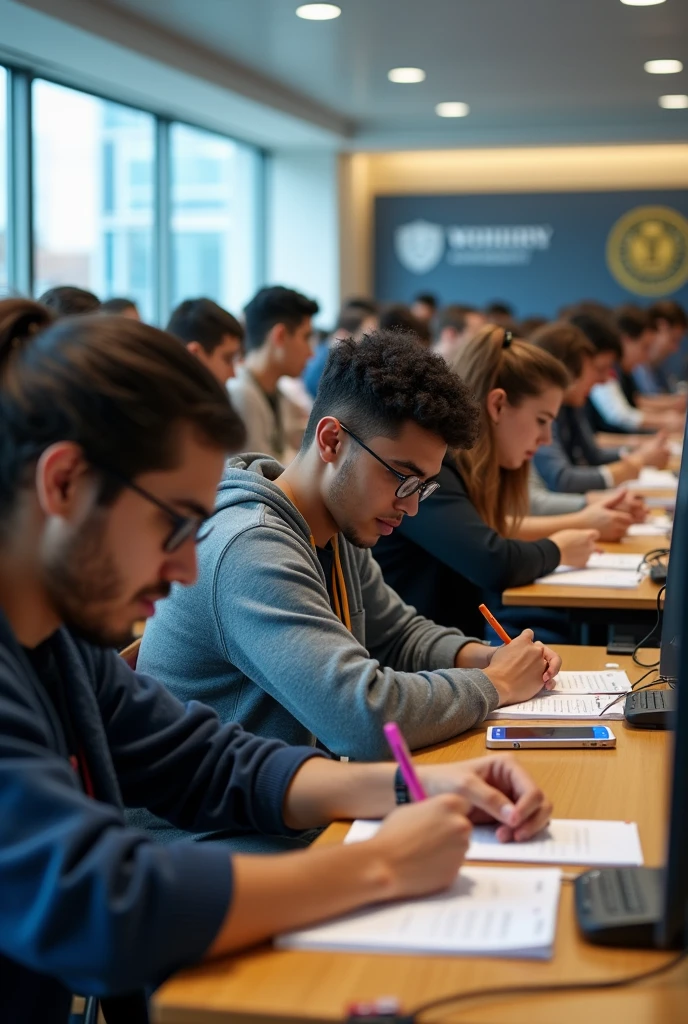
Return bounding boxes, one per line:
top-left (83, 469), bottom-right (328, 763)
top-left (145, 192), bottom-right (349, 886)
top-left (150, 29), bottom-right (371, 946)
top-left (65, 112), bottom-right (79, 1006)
top-left (383, 722), bottom-right (427, 802)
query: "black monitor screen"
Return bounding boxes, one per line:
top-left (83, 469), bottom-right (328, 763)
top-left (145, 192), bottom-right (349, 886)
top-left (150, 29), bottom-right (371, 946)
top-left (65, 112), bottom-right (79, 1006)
top-left (657, 423), bottom-right (688, 949)
top-left (659, 419), bottom-right (688, 682)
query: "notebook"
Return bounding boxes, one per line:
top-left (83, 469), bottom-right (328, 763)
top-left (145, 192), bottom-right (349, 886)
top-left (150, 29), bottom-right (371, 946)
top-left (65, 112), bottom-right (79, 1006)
top-left (534, 568), bottom-right (640, 588)
top-left (547, 670), bottom-right (631, 695)
top-left (276, 867), bottom-right (561, 960)
top-left (345, 819), bottom-right (643, 867)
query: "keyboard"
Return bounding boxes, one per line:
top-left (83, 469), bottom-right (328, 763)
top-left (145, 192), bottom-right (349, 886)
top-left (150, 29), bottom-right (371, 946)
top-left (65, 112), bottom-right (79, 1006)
top-left (624, 688), bottom-right (676, 729)
top-left (575, 866), bottom-right (663, 948)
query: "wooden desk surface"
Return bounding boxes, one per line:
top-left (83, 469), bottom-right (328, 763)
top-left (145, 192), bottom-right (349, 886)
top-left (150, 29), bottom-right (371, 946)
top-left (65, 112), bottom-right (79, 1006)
top-left (503, 535), bottom-right (666, 610)
top-left (153, 647), bottom-right (686, 1024)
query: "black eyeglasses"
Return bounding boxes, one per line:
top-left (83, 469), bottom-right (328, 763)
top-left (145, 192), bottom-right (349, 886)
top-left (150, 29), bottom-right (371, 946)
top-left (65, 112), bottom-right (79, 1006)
top-left (339, 424), bottom-right (440, 501)
top-left (100, 468), bottom-right (214, 553)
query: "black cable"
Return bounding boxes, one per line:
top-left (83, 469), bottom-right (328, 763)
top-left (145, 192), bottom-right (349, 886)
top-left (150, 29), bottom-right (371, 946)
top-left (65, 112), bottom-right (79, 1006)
top-left (599, 671), bottom-right (659, 716)
top-left (402, 946), bottom-right (688, 1023)
top-left (632, 583), bottom-right (666, 669)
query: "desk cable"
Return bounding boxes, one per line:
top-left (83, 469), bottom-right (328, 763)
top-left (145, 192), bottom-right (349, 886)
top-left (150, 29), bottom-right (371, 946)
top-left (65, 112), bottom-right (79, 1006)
top-left (632, 571), bottom-right (667, 669)
top-left (382, 947), bottom-right (688, 1024)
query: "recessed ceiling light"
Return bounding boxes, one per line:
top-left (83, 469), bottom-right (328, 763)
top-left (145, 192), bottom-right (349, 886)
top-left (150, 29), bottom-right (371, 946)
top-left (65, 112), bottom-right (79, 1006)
top-left (388, 67), bottom-right (426, 84)
top-left (296, 4), bottom-right (341, 20)
top-left (645, 59), bottom-right (683, 74)
top-left (620, 0), bottom-right (666, 6)
top-left (436, 101), bottom-right (470, 118)
top-left (659, 94), bottom-right (688, 109)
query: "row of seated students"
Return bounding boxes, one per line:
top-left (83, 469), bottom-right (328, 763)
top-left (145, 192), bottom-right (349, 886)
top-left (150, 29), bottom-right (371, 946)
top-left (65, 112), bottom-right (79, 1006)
top-left (0, 294), bottom-right (556, 1023)
top-left (1, 282), bottom-right (684, 1022)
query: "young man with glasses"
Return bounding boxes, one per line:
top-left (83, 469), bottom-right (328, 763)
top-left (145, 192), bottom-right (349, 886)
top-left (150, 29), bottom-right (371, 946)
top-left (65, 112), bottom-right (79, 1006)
top-left (0, 305), bottom-right (553, 1023)
top-left (138, 331), bottom-right (561, 848)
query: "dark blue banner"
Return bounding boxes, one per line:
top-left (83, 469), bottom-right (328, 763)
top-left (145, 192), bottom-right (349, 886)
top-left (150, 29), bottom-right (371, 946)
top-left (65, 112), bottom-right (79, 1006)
top-left (375, 190), bottom-right (688, 319)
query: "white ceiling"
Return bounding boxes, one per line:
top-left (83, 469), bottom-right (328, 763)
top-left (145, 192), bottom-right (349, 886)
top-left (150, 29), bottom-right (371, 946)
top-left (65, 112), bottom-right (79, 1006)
top-left (26, 0), bottom-right (688, 148)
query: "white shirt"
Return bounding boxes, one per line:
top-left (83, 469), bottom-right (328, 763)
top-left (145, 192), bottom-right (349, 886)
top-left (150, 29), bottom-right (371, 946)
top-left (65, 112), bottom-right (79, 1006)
top-left (589, 379), bottom-right (644, 431)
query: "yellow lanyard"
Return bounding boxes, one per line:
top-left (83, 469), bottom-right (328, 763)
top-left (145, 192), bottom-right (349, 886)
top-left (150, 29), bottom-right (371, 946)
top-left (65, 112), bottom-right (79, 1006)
top-left (278, 479), bottom-right (352, 633)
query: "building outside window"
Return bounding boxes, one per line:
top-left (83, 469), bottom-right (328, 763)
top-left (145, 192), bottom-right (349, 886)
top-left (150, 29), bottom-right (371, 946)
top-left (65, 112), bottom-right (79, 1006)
top-left (33, 80), bottom-right (155, 320)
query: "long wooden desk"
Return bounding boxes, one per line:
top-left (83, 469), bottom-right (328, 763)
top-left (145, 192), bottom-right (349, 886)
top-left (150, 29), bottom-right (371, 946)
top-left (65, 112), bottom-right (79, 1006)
top-left (153, 646), bottom-right (686, 1024)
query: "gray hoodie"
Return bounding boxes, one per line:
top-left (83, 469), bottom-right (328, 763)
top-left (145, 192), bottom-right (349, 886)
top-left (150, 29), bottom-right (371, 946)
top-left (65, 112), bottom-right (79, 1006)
top-left (138, 455), bottom-right (499, 765)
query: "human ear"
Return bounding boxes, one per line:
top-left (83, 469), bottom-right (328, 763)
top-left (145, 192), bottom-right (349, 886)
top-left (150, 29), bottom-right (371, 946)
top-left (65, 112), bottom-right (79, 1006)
top-left (35, 442), bottom-right (91, 517)
top-left (315, 417), bottom-right (343, 465)
top-left (485, 388), bottom-right (507, 425)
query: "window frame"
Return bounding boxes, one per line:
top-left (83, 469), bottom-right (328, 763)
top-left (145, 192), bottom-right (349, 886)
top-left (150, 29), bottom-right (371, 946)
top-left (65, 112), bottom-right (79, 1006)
top-left (0, 60), bottom-right (266, 323)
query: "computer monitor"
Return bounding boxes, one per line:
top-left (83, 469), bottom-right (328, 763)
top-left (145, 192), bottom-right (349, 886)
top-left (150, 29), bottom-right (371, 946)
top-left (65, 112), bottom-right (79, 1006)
top-left (659, 419), bottom-right (688, 683)
top-left (656, 428), bottom-right (688, 949)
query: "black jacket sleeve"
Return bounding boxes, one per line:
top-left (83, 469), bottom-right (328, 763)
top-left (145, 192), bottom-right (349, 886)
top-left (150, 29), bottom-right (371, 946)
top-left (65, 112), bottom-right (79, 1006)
top-left (398, 462), bottom-right (560, 591)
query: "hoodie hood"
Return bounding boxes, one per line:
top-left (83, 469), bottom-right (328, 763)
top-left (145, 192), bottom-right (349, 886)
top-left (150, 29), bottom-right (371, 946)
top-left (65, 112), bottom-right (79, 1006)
top-left (215, 452), bottom-right (312, 547)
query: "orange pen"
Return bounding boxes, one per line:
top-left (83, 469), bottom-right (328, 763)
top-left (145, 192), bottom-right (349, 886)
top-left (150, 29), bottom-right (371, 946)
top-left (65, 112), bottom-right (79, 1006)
top-left (478, 603), bottom-right (512, 644)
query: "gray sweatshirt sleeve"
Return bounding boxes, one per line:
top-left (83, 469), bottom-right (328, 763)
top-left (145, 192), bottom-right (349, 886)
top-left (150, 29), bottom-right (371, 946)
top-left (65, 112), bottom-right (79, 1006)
top-left (528, 465), bottom-right (586, 515)
top-left (215, 525), bottom-right (499, 760)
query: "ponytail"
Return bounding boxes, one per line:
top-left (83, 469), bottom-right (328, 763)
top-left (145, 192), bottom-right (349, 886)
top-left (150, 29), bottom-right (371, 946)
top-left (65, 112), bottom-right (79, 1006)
top-left (0, 298), bottom-right (55, 373)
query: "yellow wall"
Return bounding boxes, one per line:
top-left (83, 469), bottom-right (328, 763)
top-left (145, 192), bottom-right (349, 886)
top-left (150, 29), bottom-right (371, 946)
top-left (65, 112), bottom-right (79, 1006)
top-left (339, 144), bottom-right (688, 298)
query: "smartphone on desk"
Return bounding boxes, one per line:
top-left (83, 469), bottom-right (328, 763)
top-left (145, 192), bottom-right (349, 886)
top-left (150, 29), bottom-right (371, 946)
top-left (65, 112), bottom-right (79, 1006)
top-left (486, 725), bottom-right (616, 749)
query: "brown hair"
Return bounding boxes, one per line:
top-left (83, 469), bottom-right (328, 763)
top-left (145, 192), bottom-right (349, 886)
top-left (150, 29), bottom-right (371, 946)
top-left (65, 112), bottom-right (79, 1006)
top-left (0, 299), bottom-right (245, 521)
top-left (530, 320), bottom-right (595, 378)
top-left (449, 324), bottom-right (569, 535)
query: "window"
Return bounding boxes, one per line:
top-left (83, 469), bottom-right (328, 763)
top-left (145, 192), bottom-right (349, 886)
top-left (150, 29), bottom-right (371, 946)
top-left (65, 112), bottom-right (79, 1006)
top-left (0, 68), bottom-right (7, 292)
top-left (32, 81), bottom-right (155, 320)
top-left (170, 123), bottom-right (260, 317)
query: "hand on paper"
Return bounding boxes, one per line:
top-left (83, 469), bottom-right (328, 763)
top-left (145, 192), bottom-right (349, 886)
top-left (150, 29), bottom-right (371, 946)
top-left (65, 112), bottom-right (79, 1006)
top-left (484, 629), bottom-right (561, 705)
top-left (419, 754), bottom-right (553, 844)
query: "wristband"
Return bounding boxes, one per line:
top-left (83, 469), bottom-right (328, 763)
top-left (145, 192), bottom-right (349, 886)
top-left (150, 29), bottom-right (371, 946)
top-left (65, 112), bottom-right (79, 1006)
top-left (394, 765), bottom-right (411, 804)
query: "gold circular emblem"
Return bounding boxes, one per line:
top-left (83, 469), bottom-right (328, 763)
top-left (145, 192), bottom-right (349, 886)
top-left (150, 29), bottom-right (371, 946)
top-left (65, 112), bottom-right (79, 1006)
top-left (606, 205), bottom-right (688, 297)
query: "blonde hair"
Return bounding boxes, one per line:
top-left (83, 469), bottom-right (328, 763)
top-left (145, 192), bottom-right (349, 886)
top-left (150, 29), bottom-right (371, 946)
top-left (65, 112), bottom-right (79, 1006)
top-left (449, 325), bottom-right (569, 535)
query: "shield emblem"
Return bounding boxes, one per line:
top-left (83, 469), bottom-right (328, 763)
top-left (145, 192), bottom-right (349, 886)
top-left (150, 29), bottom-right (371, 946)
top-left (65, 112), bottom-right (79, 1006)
top-left (394, 219), bottom-right (445, 274)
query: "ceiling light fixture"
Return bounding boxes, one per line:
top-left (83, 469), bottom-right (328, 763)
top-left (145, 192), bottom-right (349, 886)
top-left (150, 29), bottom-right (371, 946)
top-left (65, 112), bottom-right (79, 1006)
top-left (436, 101), bottom-right (470, 118)
top-left (659, 94), bottom-right (688, 108)
top-left (620, 0), bottom-right (666, 6)
top-left (388, 67), bottom-right (426, 84)
top-left (296, 4), bottom-right (341, 20)
top-left (645, 59), bottom-right (683, 74)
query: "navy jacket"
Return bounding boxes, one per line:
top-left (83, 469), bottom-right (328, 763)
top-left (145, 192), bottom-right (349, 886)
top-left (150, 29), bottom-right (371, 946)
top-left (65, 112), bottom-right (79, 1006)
top-left (0, 613), bottom-right (321, 1024)
top-left (373, 457), bottom-right (560, 639)
top-left (533, 405), bottom-right (621, 493)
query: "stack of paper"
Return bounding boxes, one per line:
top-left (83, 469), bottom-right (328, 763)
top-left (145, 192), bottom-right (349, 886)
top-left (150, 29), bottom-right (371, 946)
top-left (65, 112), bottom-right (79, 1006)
top-left (344, 818), bottom-right (644, 867)
top-left (547, 670), bottom-right (632, 694)
top-left (624, 520), bottom-right (671, 539)
top-left (487, 693), bottom-right (624, 719)
top-left (535, 568), bottom-right (640, 588)
top-left (276, 867), bottom-right (562, 959)
top-left (629, 468), bottom-right (678, 491)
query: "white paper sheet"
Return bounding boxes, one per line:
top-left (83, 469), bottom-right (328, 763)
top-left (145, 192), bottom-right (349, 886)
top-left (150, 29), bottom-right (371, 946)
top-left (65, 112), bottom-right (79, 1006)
top-left (629, 468), bottom-right (678, 490)
top-left (276, 867), bottom-right (561, 959)
top-left (535, 568), bottom-right (641, 588)
top-left (487, 692), bottom-right (624, 719)
top-left (585, 552), bottom-right (645, 571)
top-left (345, 819), bottom-right (643, 868)
top-left (624, 521), bottom-right (671, 538)
top-left (547, 670), bottom-right (632, 694)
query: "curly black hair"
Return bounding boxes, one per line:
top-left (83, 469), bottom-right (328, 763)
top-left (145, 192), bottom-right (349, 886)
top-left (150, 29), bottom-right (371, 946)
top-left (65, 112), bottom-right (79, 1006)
top-left (302, 329), bottom-right (480, 450)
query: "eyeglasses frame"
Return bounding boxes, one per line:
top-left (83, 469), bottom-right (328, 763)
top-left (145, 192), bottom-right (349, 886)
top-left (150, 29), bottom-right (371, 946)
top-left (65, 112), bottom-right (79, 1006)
top-left (338, 423), bottom-right (440, 501)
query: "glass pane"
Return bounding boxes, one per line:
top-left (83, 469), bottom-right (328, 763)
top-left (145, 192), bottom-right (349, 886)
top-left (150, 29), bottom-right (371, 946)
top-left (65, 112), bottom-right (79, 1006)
top-left (33, 81), bottom-right (155, 321)
top-left (170, 122), bottom-right (259, 318)
top-left (0, 68), bottom-right (7, 293)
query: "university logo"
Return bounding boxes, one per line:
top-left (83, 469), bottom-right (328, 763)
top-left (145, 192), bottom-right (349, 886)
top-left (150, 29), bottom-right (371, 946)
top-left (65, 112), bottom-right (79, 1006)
top-left (394, 219), bottom-right (445, 274)
top-left (607, 205), bottom-right (688, 297)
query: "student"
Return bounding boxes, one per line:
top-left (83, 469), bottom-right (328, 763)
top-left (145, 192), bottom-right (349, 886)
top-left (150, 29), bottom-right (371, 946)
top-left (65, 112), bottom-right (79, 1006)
top-left (167, 297), bottom-right (244, 385)
top-left (38, 285), bottom-right (100, 317)
top-left (100, 296), bottom-right (141, 320)
top-left (138, 331), bottom-right (561, 793)
top-left (532, 321), bottom-right (669, 493)
top-left (635, 300), bottom-right (688, 401)
top-left (433, 304), bottom-right (484, 361)
top-left (303, 300), bottom-right (379, 399)
top-left (373, 326), bottom-right (601, 642)
top-left (228, 286), bottom-right (318, 461)
top-left (411, 292), bottom-right (437, 324)
top-left (0, 300), bottom-right (552, 1024)
top-left (588, 305), bottom-right (683, 433)
top-left (379, 304), bottom-right (432, 346)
